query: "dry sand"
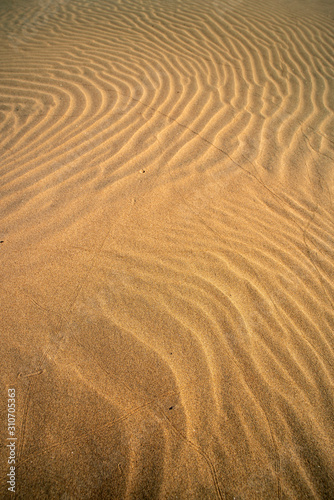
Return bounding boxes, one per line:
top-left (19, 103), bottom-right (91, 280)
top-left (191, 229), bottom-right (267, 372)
top-left (1, 0), bottom-right (334, 497)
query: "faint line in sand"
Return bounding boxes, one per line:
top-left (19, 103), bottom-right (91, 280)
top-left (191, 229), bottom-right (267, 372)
top-left (156, 407), bottom-right (225, 500)
top-left (0, 390), bottom-right (178, 478)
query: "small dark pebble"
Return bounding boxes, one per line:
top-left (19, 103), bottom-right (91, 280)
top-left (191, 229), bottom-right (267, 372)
top-left (169, 406), bottom-right (174, 410)
top-left (0, 241), bottom-right (3, 243)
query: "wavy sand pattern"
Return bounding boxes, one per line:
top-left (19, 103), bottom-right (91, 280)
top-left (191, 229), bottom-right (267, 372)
top-left (1, 0), bottom-right (334, 497)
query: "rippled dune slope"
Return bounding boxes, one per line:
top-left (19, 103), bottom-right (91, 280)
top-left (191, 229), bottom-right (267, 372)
top-left (0, 0), bottom-right (334, 498)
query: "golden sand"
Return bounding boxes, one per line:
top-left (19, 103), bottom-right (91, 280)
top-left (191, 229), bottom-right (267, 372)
top-left (1, 0), bottom-right (334, 497)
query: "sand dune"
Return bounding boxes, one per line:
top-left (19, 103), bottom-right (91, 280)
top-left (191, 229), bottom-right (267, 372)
top-left (1, 0), bottom-right (334, 497)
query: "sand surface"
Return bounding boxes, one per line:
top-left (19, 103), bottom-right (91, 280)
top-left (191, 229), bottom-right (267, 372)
top-left (1, 0), bottom-right (334, 498)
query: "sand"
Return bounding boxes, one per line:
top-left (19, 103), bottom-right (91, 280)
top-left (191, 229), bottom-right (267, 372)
top-left (0, 0), bottom-right (334, 497)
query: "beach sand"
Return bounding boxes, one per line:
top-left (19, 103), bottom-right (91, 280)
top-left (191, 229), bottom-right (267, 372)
top-left (0, 0), bottom-right (334, 497)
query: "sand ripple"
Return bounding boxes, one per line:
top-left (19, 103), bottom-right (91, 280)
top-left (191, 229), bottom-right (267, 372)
top-left (0, 0), bottom-right (334, 497)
